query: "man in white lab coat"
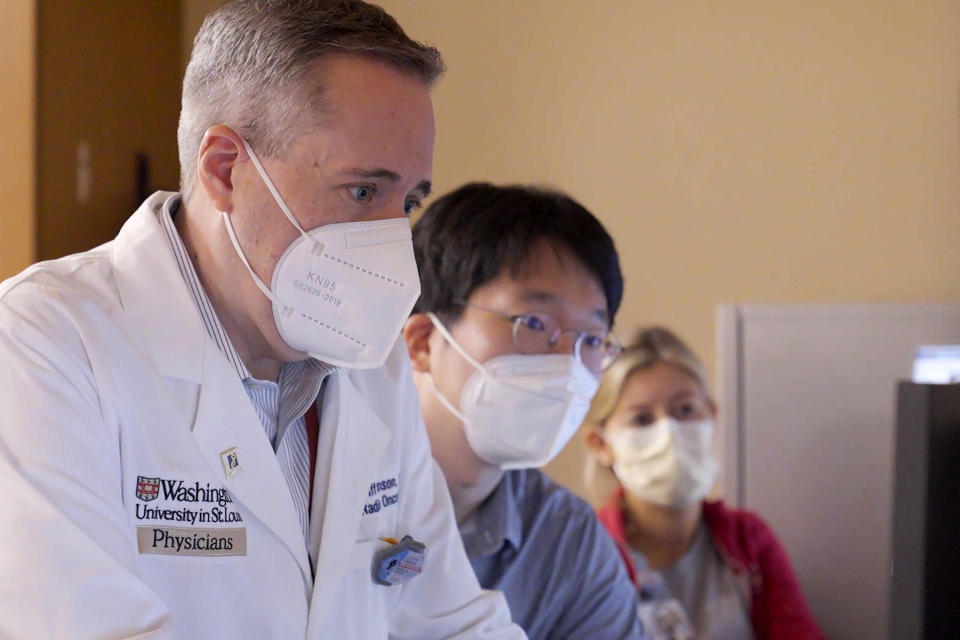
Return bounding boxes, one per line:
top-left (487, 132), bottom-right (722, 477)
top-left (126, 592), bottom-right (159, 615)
top-left (0, 1), bottom-right (524, 638)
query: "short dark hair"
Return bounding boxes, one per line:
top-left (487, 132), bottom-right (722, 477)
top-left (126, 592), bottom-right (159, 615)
top-left (412, 182), bottom-right (624, 326)
top-left (179, 0), bottom-right (445, 197)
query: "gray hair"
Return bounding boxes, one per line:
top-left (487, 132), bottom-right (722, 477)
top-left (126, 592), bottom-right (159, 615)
top-left (177, 0), bottom-right (445, 198)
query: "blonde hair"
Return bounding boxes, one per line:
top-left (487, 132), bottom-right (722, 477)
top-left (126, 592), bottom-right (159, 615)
top-left (583, 326), bottom-right (710, 499)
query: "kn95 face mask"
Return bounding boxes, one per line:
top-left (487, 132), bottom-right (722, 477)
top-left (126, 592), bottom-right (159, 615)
top-left (221, 138), bottom-right (421, 369)
top-left (427, 312), bottom-right (599, 470)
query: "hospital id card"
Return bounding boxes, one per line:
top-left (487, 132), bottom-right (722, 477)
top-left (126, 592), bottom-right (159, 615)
top-left (372, 535), bottom-right (426, 586)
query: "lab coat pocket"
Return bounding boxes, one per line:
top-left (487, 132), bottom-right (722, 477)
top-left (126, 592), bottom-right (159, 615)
top-left (350, 538), bottom-right (389, 572)
top-left (338, 539), bottom-right (401, 635)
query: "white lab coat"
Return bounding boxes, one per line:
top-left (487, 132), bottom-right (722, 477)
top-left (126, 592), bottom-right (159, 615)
top-left (0, 192), bottom-right (524, 640)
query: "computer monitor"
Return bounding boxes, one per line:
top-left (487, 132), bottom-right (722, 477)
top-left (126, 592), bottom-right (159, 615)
top-left (889, 382), bottom-right (960, 639)
top-left (912, 345), bottom-right (960, 384)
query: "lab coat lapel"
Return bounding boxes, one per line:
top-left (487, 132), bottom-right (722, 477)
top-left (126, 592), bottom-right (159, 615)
top-left (191, 337), bottom-right (312, 587)
top-left (114, 194), bottom-right (311, 584)
top-left (112, 192), bottom-right (204, 383)
top-left (309, 371), bottom-right (391, 623)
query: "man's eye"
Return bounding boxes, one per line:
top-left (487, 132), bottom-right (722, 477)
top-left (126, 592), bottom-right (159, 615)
top-left (521, 314), bottom-right (547, 331)
top-left (581, 333), bottom-right (604, 349)
top-left (347, 185), bottom-right (375, 202)
top-left (403, 199), bottom-right (421, 216)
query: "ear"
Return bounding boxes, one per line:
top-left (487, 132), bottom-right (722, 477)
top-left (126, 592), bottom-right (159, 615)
top-left (403, 313), bottom-right (434, 373)
top-left (195, 125), bottom-right (246, 213)
top-left (583, 424), bottom-right (615, 467)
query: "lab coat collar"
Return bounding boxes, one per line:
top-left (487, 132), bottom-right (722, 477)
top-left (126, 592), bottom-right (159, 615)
top-left (112, 191), bottom-right (205, 383)
top-left (191, 329), bottom-right (313, 589)
top-left (307, 369), bottom-right (391, 624)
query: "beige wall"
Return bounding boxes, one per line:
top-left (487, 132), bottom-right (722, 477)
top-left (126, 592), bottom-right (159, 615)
top-left (179, 0), bottom-right (960, 497)
top-left (375, 0), bottom-right (960, 498)
top-left (0, 0), bottom-right (37, 279)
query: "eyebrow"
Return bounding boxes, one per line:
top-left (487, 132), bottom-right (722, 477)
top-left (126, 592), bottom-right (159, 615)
top-left (339, 168), bottom-right (432, 197)
top-left (625, 391), bottom-right (697, 413)
top-left (669, 389), bottom-right (699, 402)
top-left (517, 289), bottom-right (608, 324)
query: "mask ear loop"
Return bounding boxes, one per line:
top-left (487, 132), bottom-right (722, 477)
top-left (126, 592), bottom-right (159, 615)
top-left (240, 137), bottom-right (325, 257)
top-left (428, 376), bottom-right (468, 423)
top-left (426, 312), bottom-right (488, 373)
top-left (221, 210), bottom-right (294, 319)
top-left (424, 312), bottom-right (488, 424)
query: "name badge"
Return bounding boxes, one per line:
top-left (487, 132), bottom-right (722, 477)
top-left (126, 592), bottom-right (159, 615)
top-left (137, 525), bottom-right (246, 556)
top-left (372, 535), bottom-right (426, 586)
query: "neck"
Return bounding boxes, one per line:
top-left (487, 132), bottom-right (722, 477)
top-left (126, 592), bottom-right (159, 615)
top-left (622, 491), bottom-right (702, 570)
top-left (176, 200), bottom-right (286, 381)
top-left (448, 465), bottom-right (504, 524)
top-left (414, 369), bottom-right (506, 522)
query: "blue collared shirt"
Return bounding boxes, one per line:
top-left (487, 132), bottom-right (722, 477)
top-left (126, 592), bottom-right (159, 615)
top-left (460, 468), bottom-right (645, 639)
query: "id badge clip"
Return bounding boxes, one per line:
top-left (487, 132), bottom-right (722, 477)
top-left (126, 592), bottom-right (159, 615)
top-left (372, 535), bottom-right (426, 586)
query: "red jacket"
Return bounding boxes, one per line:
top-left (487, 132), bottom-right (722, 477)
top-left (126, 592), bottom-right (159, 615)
top-left (597, 490), bottom-right (824, 640)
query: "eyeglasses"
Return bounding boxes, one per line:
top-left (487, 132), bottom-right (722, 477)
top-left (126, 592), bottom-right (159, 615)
top-left (459, 302), bottom-right (622, 373)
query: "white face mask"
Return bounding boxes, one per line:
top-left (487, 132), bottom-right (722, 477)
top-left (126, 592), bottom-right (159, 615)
top-left (221, 138), bottom-right (421, 369)
top-left (427, 313), bottom-right (599, 470)
top-left (606, 417), bottom-right (718, 508)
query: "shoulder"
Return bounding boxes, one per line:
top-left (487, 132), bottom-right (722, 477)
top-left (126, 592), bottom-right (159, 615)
top-left (510, 472), bottom-right (640, 637)
top-left (0, 248), bottom-right (121, 354)
top-left (512, 470), bottom-right (615, 550)
top-left (0, 247), bottom-right (119, 313)
top-left (703, 500), bottom-right (784, 564)
top-left (0, 250), bottom-right (129, 447)
top-left (595, 490), bottom-right (625, 538)
top-left (703, 500), bottom-right (777, 536)
top-left (512, 468), bottom-right (592, 518)
top-left (505, 470), bottom-right (629, 597)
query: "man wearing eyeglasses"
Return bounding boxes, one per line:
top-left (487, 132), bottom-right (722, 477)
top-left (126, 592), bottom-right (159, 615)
top-left (402, 182), bottom-right (644, 639)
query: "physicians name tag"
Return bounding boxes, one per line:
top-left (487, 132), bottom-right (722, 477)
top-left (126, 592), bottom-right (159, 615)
top-left (137, 525), bottom-right (246, 556)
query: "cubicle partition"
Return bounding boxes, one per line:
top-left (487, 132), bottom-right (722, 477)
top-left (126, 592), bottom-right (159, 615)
top-left (716, 304), bottom-right (960, 640)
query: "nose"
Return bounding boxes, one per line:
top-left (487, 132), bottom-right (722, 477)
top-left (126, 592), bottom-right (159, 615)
top-left (549, 330), bottom-right (579, 357)
top-left (363, 196), bottom-right (411, 223)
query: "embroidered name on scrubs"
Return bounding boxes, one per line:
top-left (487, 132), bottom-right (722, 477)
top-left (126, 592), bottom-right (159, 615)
top-left (137, 526), bottom-right (246, 556)
top-left (362, 477), bottom-right (399, 515)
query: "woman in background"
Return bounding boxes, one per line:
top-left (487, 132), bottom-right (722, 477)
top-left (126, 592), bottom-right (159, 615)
top-left (584, 327), bottom-right (823, 640)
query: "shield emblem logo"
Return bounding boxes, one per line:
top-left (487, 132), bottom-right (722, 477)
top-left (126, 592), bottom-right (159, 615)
top-left (136, 476), bottom-right (160, 502)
